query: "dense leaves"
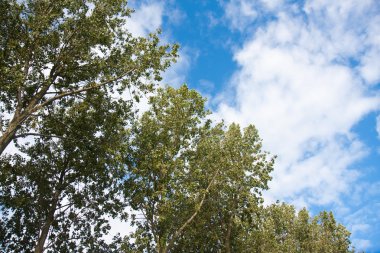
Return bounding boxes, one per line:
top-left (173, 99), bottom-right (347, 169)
top-left (0, 0), bottom-right (178, 155)
top-left (0, 0), bottom-right (177, 251)
top-left (0, 90), bottom-right (131, 252)
top-left (244, 203), bottom-right (354, 253)
top-left (122, 86), bottom-right (274, 252)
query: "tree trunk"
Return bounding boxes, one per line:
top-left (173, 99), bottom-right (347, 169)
top-left (34, 214), bottom-right (54, 253)
top-left (34, 192), bottom-right (60, 253)
top-left (0, 115), bottom-right (24, 155)
top-left (159, 245), bottom-right (168, 253)
top-left (225, 216), bottom-right (233, 253)
top-left (0, 81), bottom-right (52, 156)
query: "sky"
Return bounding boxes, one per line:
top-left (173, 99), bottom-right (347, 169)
top-left (124, 0), bottom-right (380, 251)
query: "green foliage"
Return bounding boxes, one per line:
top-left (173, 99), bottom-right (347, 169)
top-left (118, 87), bottom-right (355, 253)
top-left (0, 82), bottom-right (358, 252)
top-left (0, 82), bottom-right (358, 253)
top-left (0, 0), bottom-right (177, 252)
top-left (171, 123), bottom-right (275, 253)
top-left (0, 90), bottom-right (131, 252)
top-left (243, 202), bottom-right (354, 253)
top-left (0, 0), bottom-right (178, 155)
top-left (122, 86), bottom-right (274, 252)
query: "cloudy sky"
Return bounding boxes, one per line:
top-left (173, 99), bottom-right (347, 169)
top-left (126, 0), bottom-right (380, 251)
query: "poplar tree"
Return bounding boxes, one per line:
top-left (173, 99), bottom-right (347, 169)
top-left (0, 0), bottom-right (178, 155)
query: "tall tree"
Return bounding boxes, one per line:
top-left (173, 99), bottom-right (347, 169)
top-left (0, 0), bottom-right (178, 155)
top-left (0, 90), bottom-right (131, 252)
top-left (172, 124), bottom-right (274, 253)
top-left (124, 86), bottom-right (215, 252)
top-left (122, 86), bottom-right (274, 253)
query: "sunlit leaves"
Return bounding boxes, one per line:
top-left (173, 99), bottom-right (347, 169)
top-left (0, 0), bottom-right (178, 154)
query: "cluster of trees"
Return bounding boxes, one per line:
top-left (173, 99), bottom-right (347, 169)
top-left (0, 1), bottom-right (357, 252)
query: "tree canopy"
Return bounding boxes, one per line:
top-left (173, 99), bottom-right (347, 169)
top-left (244, 202), bottom-right (354, 253)
top-left (0, 89), bottom-right (131, 252)
top-left (122, 86), bottom-right (274, 252)
top-left (0, 0), bottom-right (178, 155)
top-left (0, 1), bottom-right (358, 252)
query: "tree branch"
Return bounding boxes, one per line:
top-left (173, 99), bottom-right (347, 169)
top-left (14, 132), bottom-right (70, 140)
top-left (16, 52), bottom-right (32, 117)
top-left (165, 168), bottom-right (220, 252)
top-left (32, 69), bottom-right (135, 113)
top-left (141, 203), bottom-right (159, 245)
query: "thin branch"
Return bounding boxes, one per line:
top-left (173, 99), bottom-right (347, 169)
top-left (16, 52), bottom-right (32, 117)
top-left (33, 69), bottom-right (135, 113)
top-left (16, 87), bottom-right (23, 115)
top-left (58, 202), bottom-right (75, 214)
top-left (29, 113), bottom-right (45, 117)
top-left (165, 168), bottom-right (220, 252)
top-left (14, 132), bottom-right (69, 140)
top-left (141, 203), bottom-right (159, 245)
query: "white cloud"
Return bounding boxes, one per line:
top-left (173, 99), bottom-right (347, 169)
top-left (360, 47), bottom-right (380, 85)
top-left (260, 0), bottom-right (284, 11)
top-left (351, 223), bottom-right (371, 234)
top-left (266, 137), bottom-right (365, 206)
top-left (359, 14), bottom-right (380, 85)
top-left (125, 1), bottom-right (193, 88)
top-left (223, 0), bottom-right (290, 31)
top-left (125, 2), bottom-right (163, 37)
top-left (165, 6), bottom-right (186, 26)
top-left (162, 48), bottom-right (192, 87)
top-left (217, 0), bottom-right (380, 208)
top-left (223, 0), bottom-right (259, 31)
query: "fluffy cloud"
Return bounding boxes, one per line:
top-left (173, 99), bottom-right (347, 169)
top-left (162, 48), bottom-right (192, 87)
top-left (125, 1), bottom-right (192, 88)
top-left (224, 0), bottom-right (258, 30)
top-left (223, 0), bottom-right (285, 31)
top-left (124, 1), bottom-right (163, 37)
top-left (217, 0), bottom-right (380, 210)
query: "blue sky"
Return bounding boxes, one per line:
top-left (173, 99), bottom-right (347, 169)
top-left (126, 0), bottom-right (380, 251)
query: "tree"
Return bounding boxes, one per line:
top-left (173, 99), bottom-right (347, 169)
top-left (311, 210), bottom-right (353, 253)
top-left (123, 85), bottom-right (218, 252)
top-left (242, 202), bottom-right (354, 253)
top-left (172, 123), bottom-right (274, 253)
top-left (0, 89), bottom-right (131, 252)
top-left (0, 1), bottom-right (177, 250)
top-left (0, 0), bottom-right (178, 155)
top-left (122, 86), bottom-right (274, 253)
